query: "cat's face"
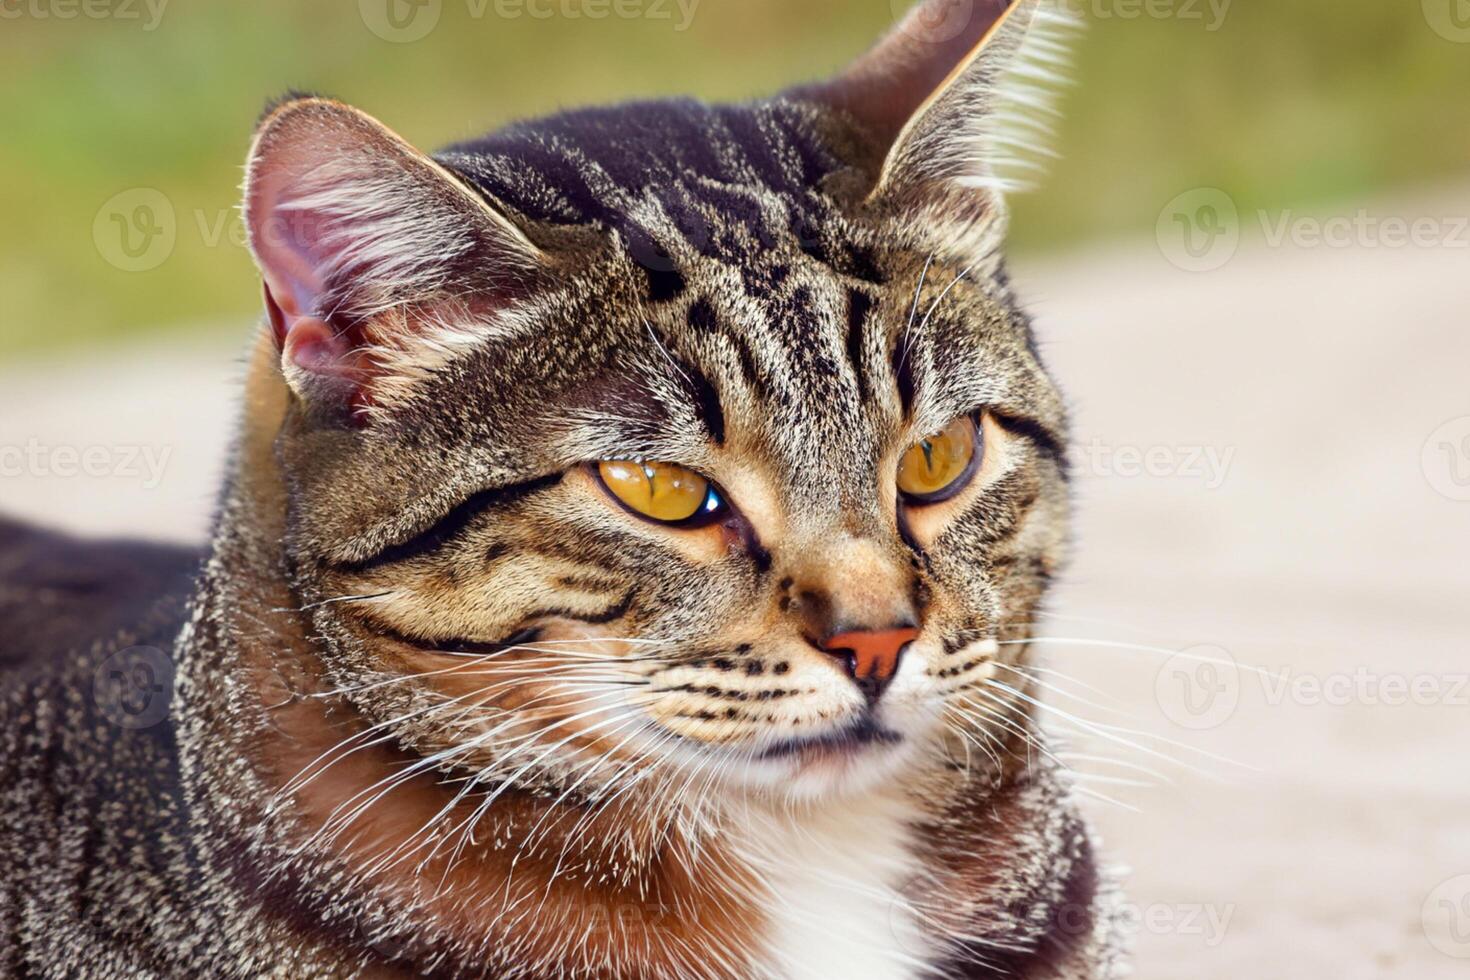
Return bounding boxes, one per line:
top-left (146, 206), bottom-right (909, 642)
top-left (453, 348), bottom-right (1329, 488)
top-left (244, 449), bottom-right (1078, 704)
top-left (245, 0), bottom-right (1070, 802)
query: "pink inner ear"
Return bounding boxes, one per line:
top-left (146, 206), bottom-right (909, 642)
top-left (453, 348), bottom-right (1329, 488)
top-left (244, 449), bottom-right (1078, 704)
top-left (280, 315), bottom-right (357, 378)
top-left (244, 130), bottom-right (387, 394)
top-left (245, 128), bottom-right (417, 419)
top-left (247, 159), bottom-right (336, 344)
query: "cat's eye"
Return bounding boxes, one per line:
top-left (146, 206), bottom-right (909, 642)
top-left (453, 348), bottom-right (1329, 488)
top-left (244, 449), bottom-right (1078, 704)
top-left (896, 415), bottom-right (981, 504)
top-left (597, 459), bottom-right (725, 526)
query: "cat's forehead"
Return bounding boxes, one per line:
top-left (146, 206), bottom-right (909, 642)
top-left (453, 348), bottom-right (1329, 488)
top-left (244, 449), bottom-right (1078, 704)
top-left (404, 248), bottom-right (1019, 493)
top-left (386, 98), bottom-right (1044, 499)
top-left (442, 98), bottom-right (848, 230)
top-left (431, 105), bottom-right (855, 419)
top-left (433, 248), bottom-right (884, 459)
top-left (438, 97), bottom-right (886, 288)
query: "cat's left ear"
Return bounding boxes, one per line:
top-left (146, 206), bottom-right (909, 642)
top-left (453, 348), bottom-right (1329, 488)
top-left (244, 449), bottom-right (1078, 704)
top-left (793, 0), bottom-right (1075, 252)
top-left (243, 95), bottom-right (543, 413)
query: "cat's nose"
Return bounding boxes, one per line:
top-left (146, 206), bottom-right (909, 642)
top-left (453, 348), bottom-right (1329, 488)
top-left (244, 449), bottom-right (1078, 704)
top-left (814, 624), bottom-right (919, 704)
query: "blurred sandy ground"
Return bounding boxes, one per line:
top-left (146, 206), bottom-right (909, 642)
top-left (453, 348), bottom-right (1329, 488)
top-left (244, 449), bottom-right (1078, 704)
top-left (3, 186), bottom-right (1468, 977)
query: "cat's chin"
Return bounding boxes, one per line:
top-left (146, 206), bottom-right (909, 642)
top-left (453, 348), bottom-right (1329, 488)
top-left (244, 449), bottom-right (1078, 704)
top-left (697, 709), bottom-right (940, 802)
top-left (743, 736), bottom-right (918, 801)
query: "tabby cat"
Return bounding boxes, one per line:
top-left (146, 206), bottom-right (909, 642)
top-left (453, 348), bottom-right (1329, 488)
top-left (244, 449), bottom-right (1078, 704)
top-left (0, 0), bottom-right (1127, 976)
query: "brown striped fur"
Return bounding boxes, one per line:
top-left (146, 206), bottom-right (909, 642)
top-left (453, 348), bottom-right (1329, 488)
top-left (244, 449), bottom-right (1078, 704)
top-left (1, 2), bottom-right (1127, 976)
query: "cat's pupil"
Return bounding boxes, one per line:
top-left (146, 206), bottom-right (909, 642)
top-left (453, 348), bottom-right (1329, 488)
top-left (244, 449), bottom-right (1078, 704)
top-left (921, 440), bottom-right (938, 472)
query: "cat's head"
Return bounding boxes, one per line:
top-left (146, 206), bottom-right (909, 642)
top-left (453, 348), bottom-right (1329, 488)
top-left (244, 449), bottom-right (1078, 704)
top-left (241, 0), bottom-right (1073, 803)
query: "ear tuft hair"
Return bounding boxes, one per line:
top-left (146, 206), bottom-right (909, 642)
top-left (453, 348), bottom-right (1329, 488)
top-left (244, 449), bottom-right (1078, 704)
top-left (794, 0), bottom-right (1082, 257)
top-left (916, 0), bottom-right (1081, 198)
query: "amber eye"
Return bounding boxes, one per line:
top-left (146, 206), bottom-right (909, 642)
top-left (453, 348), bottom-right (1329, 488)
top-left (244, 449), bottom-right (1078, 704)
top-left (896, 415), bottom-right (981, 503)
top-left (597, 460), bottom-right (725, 525)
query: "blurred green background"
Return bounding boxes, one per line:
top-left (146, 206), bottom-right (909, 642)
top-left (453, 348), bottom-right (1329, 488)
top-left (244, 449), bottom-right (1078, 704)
top-left (2, 0), bottom-right (1467, 359)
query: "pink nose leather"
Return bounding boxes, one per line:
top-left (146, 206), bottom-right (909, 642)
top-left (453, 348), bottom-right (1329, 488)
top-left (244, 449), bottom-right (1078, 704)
top-left (818, 626), bottom-right (919, 702)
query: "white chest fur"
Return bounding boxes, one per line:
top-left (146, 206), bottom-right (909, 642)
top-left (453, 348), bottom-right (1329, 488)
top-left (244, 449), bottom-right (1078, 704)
top-left (737, 792), bottom-right (938, 980)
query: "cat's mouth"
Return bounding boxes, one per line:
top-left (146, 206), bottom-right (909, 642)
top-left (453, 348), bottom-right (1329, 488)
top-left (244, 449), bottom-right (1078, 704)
top-left (754, 714), bottom-right (902, 761)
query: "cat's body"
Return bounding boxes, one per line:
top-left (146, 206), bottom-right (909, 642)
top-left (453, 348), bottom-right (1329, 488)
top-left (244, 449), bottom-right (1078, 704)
top-left (0, 521), bottom-right (1118, 977)
top-left (0, 2), bottom-right (1129, 976)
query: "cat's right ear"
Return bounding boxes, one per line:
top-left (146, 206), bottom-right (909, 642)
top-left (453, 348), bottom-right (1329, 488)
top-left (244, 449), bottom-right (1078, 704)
top-left (243, 96), bottom-right (541, 411)
top-left (793, 0), bottom-right (1074, 257)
